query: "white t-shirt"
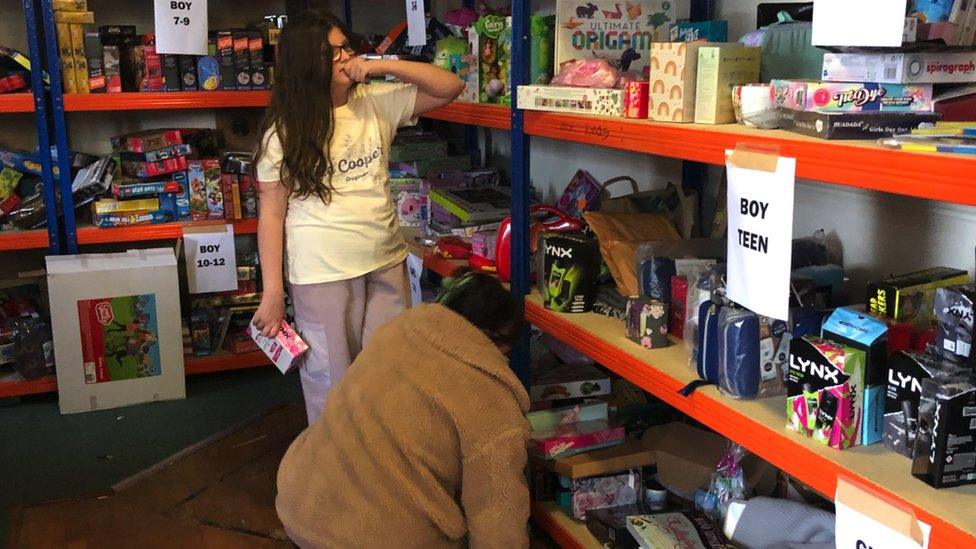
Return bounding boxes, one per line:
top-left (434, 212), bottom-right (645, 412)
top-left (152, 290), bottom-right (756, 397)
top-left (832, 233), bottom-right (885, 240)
top-left (256, 82), bottom-right (418, 285)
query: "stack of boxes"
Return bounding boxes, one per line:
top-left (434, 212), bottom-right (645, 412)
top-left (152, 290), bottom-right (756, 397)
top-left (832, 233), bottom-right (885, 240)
top-left (90, 129), bottom-right (258, 227)
top-left (56, 7), bottom-right (283, 94)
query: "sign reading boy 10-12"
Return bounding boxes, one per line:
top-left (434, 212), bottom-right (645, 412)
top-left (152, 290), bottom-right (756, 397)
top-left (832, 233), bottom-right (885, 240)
top-left (725, 149), bottom-right (796, 321)
top-left (154, 0), bottom-right (208, 56)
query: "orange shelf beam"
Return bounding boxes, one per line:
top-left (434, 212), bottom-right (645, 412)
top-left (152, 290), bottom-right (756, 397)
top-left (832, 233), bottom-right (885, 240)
top-left (62, 91), bottom-right (272, 112)
top-left (0, 351), bottom-right (270, 399)
top-left (524, 298), bottom-right (976, 548)
top-left (421, 102), bottom-right (511, 130)
top-left (76, 218), bottom-right (258, 245)
top-left (0, 93), bottom-right (35, 113)
top-left (530, 502), bottom-right (592, 549)
top-left (0, 229), bottom-right (53, 251)
top-left (524, 111), bottom-right (976, 206)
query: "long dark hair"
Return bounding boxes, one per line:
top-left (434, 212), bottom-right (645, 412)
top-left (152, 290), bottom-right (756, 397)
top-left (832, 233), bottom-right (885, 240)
top-left (437, 268), bottom-right (523, 350)
top-left (256, 11), bottom-right (348, 203)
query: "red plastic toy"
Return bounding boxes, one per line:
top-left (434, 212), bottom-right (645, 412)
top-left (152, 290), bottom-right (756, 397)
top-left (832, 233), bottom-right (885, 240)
top-left (496, 204), bottom-right (584, 283)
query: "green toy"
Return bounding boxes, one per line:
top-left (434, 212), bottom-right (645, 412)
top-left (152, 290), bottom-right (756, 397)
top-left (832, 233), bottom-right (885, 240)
top-left (475, 14), bottom-right (511, 105)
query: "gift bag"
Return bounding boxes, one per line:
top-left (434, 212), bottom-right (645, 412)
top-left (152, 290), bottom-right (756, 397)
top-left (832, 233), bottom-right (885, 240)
top-left (599, 178), bottom-right (698, 239)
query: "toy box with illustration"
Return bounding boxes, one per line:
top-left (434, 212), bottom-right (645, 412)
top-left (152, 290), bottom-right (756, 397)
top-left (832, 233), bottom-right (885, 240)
top-left (389, 156), bottom-right (472, 178)
top-left (247, 320), bottom-right (308, 374)
top-left (772, 80), bottom-right (934, 112)
top-left (670, 20), bottom-right (728, 42)
top-left (390, 177), bottom-right (426, 227)
top-left (529, 419), bottom-right (625, 459)
top-left (542, 233), bottom-right (602, 314)
top-left (530, 361), bottom-right (611, 401)
top-left (787, 336), bottom-right (865, 450)
top-left (428, 186), bottom-right (511, 224)
top-left (626, 297), bottom-right (669, 349)
top-left (527, 401), bottom-right (608, 432)
top-left (517, 85), bottom-right (624, 117)
top-left (47, 249), bottom-right (184, 414)
top-left (694, 45), bottom-right (760, 124)
top-left (911, 373), bottom-right (976, 488)
top-left (389, 140), bottom-right (448, 163)
top-left (780, 110), bottom-right (942, 139)
top-left (474, 15), bottom-right (511, 104)
top-left (648, 42), bottom-right (705, 122)
top-left (567, 469), bottom-right (642, 520)
top-left (555, 1), bottom-right (690, 79)
top-left (867, 267), bottom-right (970, 327)
top-left (884, 351), bottom-right (966, 457)
top-left (822, 307), bottom-right (888, 446)
top-left (822, 52), bottom-right (976, 84)
top-left (932, 285), bottom-right (976, 365)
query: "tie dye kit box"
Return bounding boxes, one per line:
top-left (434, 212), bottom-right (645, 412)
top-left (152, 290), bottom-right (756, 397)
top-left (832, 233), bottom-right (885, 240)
top-left (648, 42), bottom-right (705, 122)
top-left (555, 1), bottom-right (689, 78)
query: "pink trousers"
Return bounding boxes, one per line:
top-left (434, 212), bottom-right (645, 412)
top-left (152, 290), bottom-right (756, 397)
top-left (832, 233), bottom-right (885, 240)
top-left (291, 261), bottom-right (408, 424)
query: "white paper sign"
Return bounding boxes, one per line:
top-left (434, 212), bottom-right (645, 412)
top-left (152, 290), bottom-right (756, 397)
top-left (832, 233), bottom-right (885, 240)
top-left (154, 0), bottom-right (208, 55)
top-left (835, 479), bottom-right (931, 549)
top-left (184, 225), bottom-right (238, 294)
top-left (725, 150), bottom-right (795, 321)
top-left (407, 253), bottom-right (424, 307)
top-left (406, 0), bottom-right (426, 47)
top-left (812, 0), bottom-right (907, 48)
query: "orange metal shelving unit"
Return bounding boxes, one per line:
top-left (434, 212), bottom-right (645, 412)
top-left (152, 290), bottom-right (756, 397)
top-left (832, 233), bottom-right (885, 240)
top-left (0, 350), bottom-right (270, 400)
top-left (0, 93), bottom-right (35, 113)
top-left (76, 218), bottom-right (259, 245)
top-left (524, 111), bottom-right (976, 206)
top-left (62, 91), bottom-right (272, 112)
top-left (422, 102), bottom-right (511, 130)
top-left (0, 229), bottom-right (53, 251)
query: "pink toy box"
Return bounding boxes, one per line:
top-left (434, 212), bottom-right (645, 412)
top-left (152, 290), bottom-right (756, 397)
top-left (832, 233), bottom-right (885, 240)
top-left (771, 80), bottom-right (933, 112)
top-left (248, 320), bottom-right (309, 374)
top-left (529, 419), bottom-right (625, 459)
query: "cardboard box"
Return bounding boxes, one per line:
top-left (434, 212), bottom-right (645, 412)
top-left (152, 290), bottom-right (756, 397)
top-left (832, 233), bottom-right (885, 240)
top-left (248, 320), bottom-right (308, 374)
top-left (528, 401), bottom-right (608, 432)
top-left (102, 45), bottom-right (121, 93)
top-left (822, 306), bottom-right (888, 446)
top-left (202, 159), bottom-right (223, 219)
top-left (69, 24), bottom-right (89, 94)
top-left (389, 141), bottom-right (448, 162)
top-left (530, 361), bottom-right (611, 401)
top-left (161, 54), bottom-right (181, 92)
top-left (248, 31), bottom-right (267, 90)
top-left (529, 420), bottom-right (625, 459)
top-left (390, 177), bottom-right (426, 227)
top-left (641, 422), bottom-right (777, 500)
top-left (933, 286), bottom-right (976, 364)
top-left (884, 351), bottom-right (966, 457)
top-left (822, 51), bottom-right (976, 84)
top-left (187, 161), bottom-right (209, 220)
top-left (648, 42), bottom-right (704, 122)
top-left (217, 32), bottom-right (236, 90)
top-left (867, 267), bottom-right (970, 326)
top-left (56, 22), bottom-right (77, 94)
top-left (46, 249), bottom-right (185, 414)
top-left (178, 55), bottom-right (198, 91)
top-left (83, 32), bottom-right (105, 93)
top-left (787, 336), bottom-right (866, 450)
top-left (670, 20), bottom-right (728, 42)
top-left (911, 374), bottom-right (976, 488)
top-left (517, 85), bottom-right (624, 117)
top-left (232, 30), bottom-right (251, 90)
top-left (552, 439), bottom-right (655, 479)
top-left (772, 80), bottom-right (934, 112)
top-left (780, 110), bottom-right (942, 139)
top-left (694, 44), bottom-right (760, 124)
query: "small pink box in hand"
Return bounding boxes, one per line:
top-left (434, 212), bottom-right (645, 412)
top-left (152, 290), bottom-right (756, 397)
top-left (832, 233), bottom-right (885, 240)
top-left (248, 320), bottom-right (309, 374)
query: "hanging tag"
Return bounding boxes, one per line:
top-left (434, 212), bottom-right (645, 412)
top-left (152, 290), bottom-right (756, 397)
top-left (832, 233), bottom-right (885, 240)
top-left (154, 0), bottom-right (209, 55)
top-left (405, 0), bottom-right (426, 47)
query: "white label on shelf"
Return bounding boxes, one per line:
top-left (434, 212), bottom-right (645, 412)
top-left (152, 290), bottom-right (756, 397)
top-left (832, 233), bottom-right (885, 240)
top-left (184, 225), bottom-right (238, 294)
top-left (154, 0), bottom-right (209, 56)
top-left (835, 479), bottom-right (931, 549)
top-left (725, 150), bottom-right (795, 321)
top-left (812, 0), bottom-right (906, 48)
top-left (407, 252), bottom-right (423, 307)
top-left (405, 0), bottom-right (426, 47)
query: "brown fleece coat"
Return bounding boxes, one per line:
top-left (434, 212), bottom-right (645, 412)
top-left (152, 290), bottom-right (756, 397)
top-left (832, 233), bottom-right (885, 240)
top-left (276, 303), bottom-right (531, 549)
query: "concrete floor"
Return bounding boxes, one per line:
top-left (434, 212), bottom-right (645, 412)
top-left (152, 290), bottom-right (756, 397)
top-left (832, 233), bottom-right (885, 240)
top-left (0, 368), bottom-right (304, 545)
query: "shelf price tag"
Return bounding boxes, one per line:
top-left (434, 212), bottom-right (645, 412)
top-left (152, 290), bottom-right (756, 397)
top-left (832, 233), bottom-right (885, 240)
top-left (184, 225), bottom-right (238, 294)
top-left (725, 146), bottom-right (795, 321)
top-left (154, 0), bottom-right (208, 55)
top-left (835, 478), bottom-right (931, 549)
top-left (405, 0), bottom-right (426, 47)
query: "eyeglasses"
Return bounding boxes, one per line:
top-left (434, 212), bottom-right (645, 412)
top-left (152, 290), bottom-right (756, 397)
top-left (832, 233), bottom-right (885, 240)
top-left (331, 43), bottom-right (356, 61)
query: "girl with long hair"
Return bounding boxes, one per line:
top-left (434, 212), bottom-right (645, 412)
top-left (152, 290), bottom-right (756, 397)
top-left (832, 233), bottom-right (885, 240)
top-left (251, 12), bottom-right (464, 422)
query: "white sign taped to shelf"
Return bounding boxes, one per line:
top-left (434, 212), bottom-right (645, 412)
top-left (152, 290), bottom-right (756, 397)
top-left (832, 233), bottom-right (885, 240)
top-left (405, 0), bottom-right (426, 46)
top-left (407, 252), bottom-right (423, 307)
top-left (154, 0), bottom-right (209, 55)
top-left (835, 478), bottom-right (930, 549)
top-left (184, 224), bottom-right (238, 294)
top-left (725, 147), bottom-right (795, 321)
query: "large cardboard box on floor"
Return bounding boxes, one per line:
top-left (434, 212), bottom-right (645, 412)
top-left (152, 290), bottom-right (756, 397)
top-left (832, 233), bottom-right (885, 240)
top-left (641, 422), bottom-right (777, 500)
top-left (47, 248), bottom-right (185, 414)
